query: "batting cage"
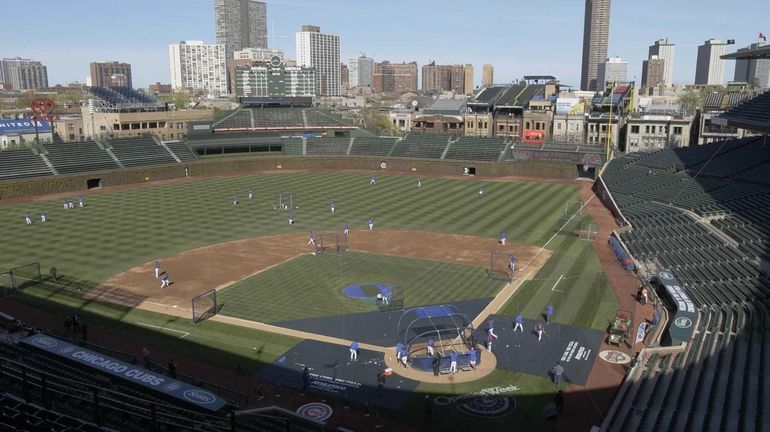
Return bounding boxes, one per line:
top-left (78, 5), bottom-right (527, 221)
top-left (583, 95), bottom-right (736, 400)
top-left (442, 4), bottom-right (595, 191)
top-left (487, 250), bottom-right (516, 282)
top-left (396, 305), bottom-right (480, 373)
top-left (274, 193), bottom-right (295, 211)
top-left (313, 231), bottom-right (348, 254)
top-left (191, 289), bottom-right (218, 324)
top-left (5, 262), bottom-right (42, 291)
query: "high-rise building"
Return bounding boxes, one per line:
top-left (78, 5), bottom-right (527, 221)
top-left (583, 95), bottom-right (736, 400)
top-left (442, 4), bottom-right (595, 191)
top-left (169, 40), bottom-right (228, 95)
top-left (482, 64), bottom-right (494, 88)
top-left (348, 54), bottom-right (374, 88)
top-left (733, 42), bottom-right (770, 88)
top-left (90, 61), bottom-right (132, 88)
top-left (422, 63), bottom-right (466, 94)
top-left (215, 0), bottom-right (267, 60)
top-left (695, 39), bottom-right (730, 85)
top-left (0, 58), bottom-right (49, 90)
top-left (648, 38), bottom-right (675, 86)
top-left (580, 0), bottom-right (611, 91)
top-left (596, 56), bottom-right (628, 89)
top-left (641, 55), bottom-right (666, 93)
top-left (340, 63), bottom-right (349, 90)
top-left (464, 64), bottom-right (474, 95)
top-left (296, 25), bottom-right (341, 96)
top-left (234, 47), bottom-right (286, 63)
top-left (234, 58), bottom-right (315, 97)
top-left (373, 61), bottom-right (418, 95)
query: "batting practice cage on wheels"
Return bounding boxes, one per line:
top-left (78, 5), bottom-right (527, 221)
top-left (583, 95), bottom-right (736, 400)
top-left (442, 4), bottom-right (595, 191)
top-left (488, 251), bottom-right (516, 282)
top-left (191, 289), bottom-right (218, 324)
top-left (396, 305), bottom-right (480, 372)
top-left (313, 231), bottom-right (348, 254)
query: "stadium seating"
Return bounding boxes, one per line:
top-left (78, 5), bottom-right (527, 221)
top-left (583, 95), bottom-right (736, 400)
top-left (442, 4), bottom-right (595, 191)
top-left (43, 140), bottom-right (120, 175)
top-left (718, 90), bottom-right (770, 128)
top-left (281, 137), bottom-right (304, 156)
top-left (0, 150), bottom-right (54, 181)
top-left (305, 137), bottom-right (351, 156)
top-left (444, 137), bottom-right (508, 162)
top-left (107, 137), bottom-right (176, 168)
top-left (162, 141), bottom-right (198, 162)
top-left (390, 134), bottom-right (451, 159)
top-left (349, 137), bottom-right (398, 156)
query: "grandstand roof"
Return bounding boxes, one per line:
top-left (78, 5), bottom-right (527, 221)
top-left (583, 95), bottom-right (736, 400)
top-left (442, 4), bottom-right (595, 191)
top-left (714, 90), bottom-right (770, 133)
top-left (721, 43), bottom-right (770, 59)
top-left (423, 99), bottom-right (466, 115)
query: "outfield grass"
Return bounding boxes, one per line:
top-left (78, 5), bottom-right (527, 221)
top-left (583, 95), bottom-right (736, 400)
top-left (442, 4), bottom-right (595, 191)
top-left (0, 173), bottom-right (579, 283)
top-left (218, 252), bottom-right (505, 322)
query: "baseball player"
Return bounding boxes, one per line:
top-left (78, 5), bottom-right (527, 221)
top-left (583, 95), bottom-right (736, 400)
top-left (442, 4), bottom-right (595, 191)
top-left (63, 201), bottom-right (69, 211)
top-left (154, 260), bottom-right (160, 279)
top-left (469, 349), bottom-right (477, 369)
top-left (308, 231), bottom-right (316, 245)
top-left (370, 175), bottom-right (376, 185)
top-left (232, 194), bottom-right (239, 205)
top-left (514, 314), bottom-right (525, 332)
top-left (417, 178), bottom-right (422, 188)
top-left (546, 305), bottom-right (554, 323)
top-left (330, 201), bottom-right (336, 214)
top-left (247, 189), bottom-right (253, 200)
top-left (499, 231), bottom-right (507, 246)
top-left (488, 318), bottom-right (498, 339)
top-left (449, 351), bottom-right (458, 374)
top-left (23, 213), bottom-right (32, 225)
top-left (426, 338), bottom-right (435, 356)
top-left (343, 222), bottom-right (349, 236)
top-left (78, 197), bottom-right (84, 208)
top-left (160, 272), bottom-right (170, 288)
top-left (67, 200), bottom-right (74, 209)
top-left (509, 256), bottom-right (517, 274)
top-left (396, 342), bottom-right (405, 362)
top-left (478, 187), bottom-right (485, 198)
top-left (39, 211), bottom-right (46, 223)
top-left (350, 341), bottom-right (359, 361)
top-left (487, 331), bottom-right (494, 352)
top-left (368, 218), bottom-right (374, 231)
top-left (536, 321), bottom-right (545, 341)
top-left (288, 212), bottom-right (295, 225)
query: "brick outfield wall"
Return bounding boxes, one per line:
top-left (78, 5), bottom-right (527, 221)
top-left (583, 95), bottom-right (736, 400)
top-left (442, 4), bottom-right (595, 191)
top-left (0, 156), bottom-right (579, 200)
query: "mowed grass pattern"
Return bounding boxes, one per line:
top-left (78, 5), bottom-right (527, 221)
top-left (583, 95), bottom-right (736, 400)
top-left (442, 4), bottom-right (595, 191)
top-left (0, 173), bottom-right (578, 284)
top-left (218, 252), bottom-right (505, 323)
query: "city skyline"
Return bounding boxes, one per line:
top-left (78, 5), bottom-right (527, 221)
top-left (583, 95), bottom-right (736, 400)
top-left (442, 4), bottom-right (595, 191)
top-left (2, 0), bottom-right (769, 89)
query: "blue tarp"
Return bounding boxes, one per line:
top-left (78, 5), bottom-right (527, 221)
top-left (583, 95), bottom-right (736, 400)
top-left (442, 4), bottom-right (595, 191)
top-left (609, 234), bottom-right (635, 271)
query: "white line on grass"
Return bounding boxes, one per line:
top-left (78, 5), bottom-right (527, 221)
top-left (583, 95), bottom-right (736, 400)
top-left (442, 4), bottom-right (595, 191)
top-left (137, 322), bottom-right (190, 338)
top-left (551, 274), bottom-right (565, 292)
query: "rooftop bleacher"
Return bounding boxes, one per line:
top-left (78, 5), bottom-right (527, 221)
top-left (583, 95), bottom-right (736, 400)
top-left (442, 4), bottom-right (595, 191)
top-left (85, 87), bottom-right (164, 111)
top-left (390, 134), bottom-right (451, 159)
top-left (0, 149), bottom-right (54, 181)
top-left (717, 90), bottom-right (770, 133)
top-left (42, 140), bottom-right (120, 175)
top-left (107, 136), bottom-right (176, 168)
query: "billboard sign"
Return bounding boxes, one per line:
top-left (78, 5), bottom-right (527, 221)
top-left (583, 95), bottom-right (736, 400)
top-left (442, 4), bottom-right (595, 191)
top-left (555, 98), bottom-right (580, 115)
top-left (0, 119), bottom-right (51, 134)
top-left (655, 270), bottom-right (697, 345)
top-left (21, 334), bottom-right (228, 412)
top-left (522, 129), bottom-right (545, 144)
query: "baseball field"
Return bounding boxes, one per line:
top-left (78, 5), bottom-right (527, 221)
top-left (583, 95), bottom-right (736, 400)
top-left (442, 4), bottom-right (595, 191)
top-left (0, 171), bottom-right (618, 431)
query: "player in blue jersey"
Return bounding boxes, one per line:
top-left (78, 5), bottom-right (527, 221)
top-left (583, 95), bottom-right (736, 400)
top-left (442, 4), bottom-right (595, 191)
top-left (514, 313), bottom-right (524, 332)
top-left (350, 341), bottom-right (359, 361)
top-left (343, 222), bottom-right (349, 236)
top-left (232, 194), bottom-right (239, 205)
top-left (330, 201), bottom-right (336, 214)
top-left (23, 213), bottom-right (32, 225)
top-left (499, 231), bottom-right (507, 246)
top-left (370, 175), bottom-right (376, 185)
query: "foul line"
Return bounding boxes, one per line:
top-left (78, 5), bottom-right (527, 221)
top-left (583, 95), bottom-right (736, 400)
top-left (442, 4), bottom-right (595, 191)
top-left (137, 322), bottom-right (190, 339)
top-left (551, 274), bottom-right (565, 292)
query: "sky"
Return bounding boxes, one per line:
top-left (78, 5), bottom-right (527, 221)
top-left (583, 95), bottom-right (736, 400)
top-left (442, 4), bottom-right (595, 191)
top-left (2, 0), bottom-right (769, 89)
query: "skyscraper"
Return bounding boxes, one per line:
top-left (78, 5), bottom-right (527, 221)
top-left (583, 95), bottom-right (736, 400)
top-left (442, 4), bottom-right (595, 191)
top-left (169, 40), bottom-right (228, 95)
top-left (641, 55), bottom-right (666, 93)
top-left (596, 56), bottom-right (628, 89)
top-left (90, 61), bottom-right (133, 88)
top-left (348, 54), bottom-right (374, 88)
top-left (340, 63), bottom-right (349, 90)
top-left (733, 42), bottom-right (770, 88)
top-left (0, 58), bottom-right (49, 90)
top-left (373, 61), bottom-right (418, 95)
top-left (422, 63), bottom-right (466, 94)
top-left (464, 64), bottom-right (474, 95)
top-left (482, 64), bottom-right (494, 88)
top-left (695, 39), bottom-right (730, 85)
top-left (215, 0), bottom-right (267, 61)
top-left (580, 0), bottom-right (611, 91)
top-left (296, 25), bottom-right (341, 96)
top-left (648, 38), bottom-right (675, 86)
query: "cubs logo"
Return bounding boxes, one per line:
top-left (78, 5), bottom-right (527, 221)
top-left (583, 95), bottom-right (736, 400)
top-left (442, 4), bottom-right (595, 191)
top-left (182, 389), bottom-right (217, 404)
top-left (674, 317), bottom-right (692, 329)
top-left (659, 271), bottom-right (674, 280)
top-left (163, 382), bottom-right (181, 392)
top-left (31, 336), bottom-right (57, 349)
top-left (456, 396), bottom-right (516, 419)
top-left (296, 402), bottom-right (333, 422)
top-left (59, 346), bottom-right (75, 354)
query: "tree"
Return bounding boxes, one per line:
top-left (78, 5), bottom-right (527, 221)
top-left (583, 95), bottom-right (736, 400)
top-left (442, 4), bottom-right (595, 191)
top-left (160, 92), bottom-right (191, 110)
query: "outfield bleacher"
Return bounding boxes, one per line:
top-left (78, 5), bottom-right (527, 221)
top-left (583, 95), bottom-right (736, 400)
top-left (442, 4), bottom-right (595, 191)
top-left (0, 150), bottom-right (54, 181)
top-left (108, 136), bottom-right (176, 168)
top-left (281, 137), bottom-right (304, 156)
top-left (444, 137), bottom-right (508, 161)
top-left (305, 137), bottom-right (350, 156)
top-left (349, 137), bottom-right (398, 156)
top-left (163, 141), bottom-right (198, 162)
top-left (43, 140), bottom-right (120, 175)
top-left (390, 134), bottom-right (451, 159)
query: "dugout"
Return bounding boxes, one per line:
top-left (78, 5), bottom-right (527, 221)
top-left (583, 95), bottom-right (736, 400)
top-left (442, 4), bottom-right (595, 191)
top-left (396, 305), bottom-right (480, 373)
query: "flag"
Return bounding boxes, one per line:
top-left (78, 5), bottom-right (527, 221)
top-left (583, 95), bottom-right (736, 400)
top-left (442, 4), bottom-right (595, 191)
top-left (761, 32), bottom-right (767, 42)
